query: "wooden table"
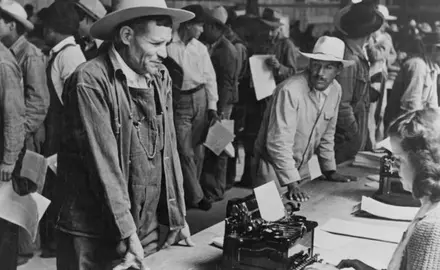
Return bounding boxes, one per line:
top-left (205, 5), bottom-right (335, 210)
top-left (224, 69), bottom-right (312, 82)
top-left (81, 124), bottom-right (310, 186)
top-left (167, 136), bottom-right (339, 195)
top-left (144, 164), bottom-right (410, 270)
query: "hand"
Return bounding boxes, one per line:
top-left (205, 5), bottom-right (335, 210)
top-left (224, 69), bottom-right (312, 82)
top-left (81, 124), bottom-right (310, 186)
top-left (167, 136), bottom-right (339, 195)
top-left (114, 233), bottom-right (145, 270)
top-left (286, 181), bottom-right (309, 202)
top-left (0, 162), bottom-right (15, 182)
top-left (162, 220), bottom-right (195, 249)
top-left (265, 56), bottom-right (281, 70)
top-left (208, 109), bottom-right (220, 125)
top-left (323, 171), bottom-right (357, 183)
top-left (337, 259), bottom-right (376, 270)
top-left (305, 262), bottom-right (339, 270)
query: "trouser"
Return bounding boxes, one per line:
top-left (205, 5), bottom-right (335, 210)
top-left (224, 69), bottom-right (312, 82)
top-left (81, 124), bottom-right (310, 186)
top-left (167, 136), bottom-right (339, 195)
top-left (0, 219), bottom-right (18, 270)
top-left (173, 89), bottom-right (207, 206)
top-left (201, 104), bottom-right (234, 201)
top-left (40, 169), bottom-right (60, 253)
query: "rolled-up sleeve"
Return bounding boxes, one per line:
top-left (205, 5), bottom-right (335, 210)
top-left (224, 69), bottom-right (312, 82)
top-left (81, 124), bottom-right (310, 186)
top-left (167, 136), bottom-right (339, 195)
top-left (75, 84), bottom-right (136, 239)
top-left (266, 87), bottom-right (300, 186)
top-left (317, 91), bottom-right (341, 172)
top-left (23, 56), bottom-right (49, 135)
top-left (0, 63), bottom-right (25, 165)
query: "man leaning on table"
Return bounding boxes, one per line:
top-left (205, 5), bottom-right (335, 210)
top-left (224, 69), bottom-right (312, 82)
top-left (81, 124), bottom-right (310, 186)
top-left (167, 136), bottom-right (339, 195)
top-left (56, 0), bottom-right (195, 269)
top-left (252, 36), bottom-right (357, 203)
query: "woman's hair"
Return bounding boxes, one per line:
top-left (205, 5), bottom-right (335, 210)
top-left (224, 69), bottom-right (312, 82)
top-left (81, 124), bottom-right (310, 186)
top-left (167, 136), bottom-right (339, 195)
top-left (388, 108), bottom-right (440, 202)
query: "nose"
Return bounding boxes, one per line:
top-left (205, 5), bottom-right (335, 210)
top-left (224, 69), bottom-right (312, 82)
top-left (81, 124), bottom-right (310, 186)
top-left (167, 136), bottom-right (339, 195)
top-left (198, 25), bottom-right (204, 34)
top-left (318, 66), bottom-right (325, 76)
top-left (157, 44), bottom-right (167, 60)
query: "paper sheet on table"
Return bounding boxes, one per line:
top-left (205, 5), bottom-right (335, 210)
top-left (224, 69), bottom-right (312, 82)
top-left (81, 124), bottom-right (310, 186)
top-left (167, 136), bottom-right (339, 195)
top-left (249, 55), bottom-right (277, 101)
top-left (314, 229), bottom-right (354, 249)
top-left (46, 154), bottom-right (58, 175)
top-left (376, 137), bottom-right (393, 152)
top-left (204, 122), bottom-right (234, 156)
top-left (0, 181), bottom-right (50, 241)
top-left (308, 154), bottom-right (322, 180)
top-left (367, 174), bottom-right (380, 182)
top-left (320, 218), bottom-right (405, 244)
top-left (361, 196), bottom-right (418, 221)
top-left (254, 181), bottom-right (285, 222)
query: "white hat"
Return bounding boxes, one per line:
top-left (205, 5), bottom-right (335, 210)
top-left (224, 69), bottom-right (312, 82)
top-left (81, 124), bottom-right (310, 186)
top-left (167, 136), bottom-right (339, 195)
top-left (90, 0), bottom-right (195, 41)
top-left (300, 36), bottom-right (355, 68)
top-left (377, 4), bottom-right (396, 21)
top-left (76, 0), bottom-right (107, 21)
top-left (0, 0), bottom-right (33, 31)
top-left (210, 6), bottom-right (228, 24)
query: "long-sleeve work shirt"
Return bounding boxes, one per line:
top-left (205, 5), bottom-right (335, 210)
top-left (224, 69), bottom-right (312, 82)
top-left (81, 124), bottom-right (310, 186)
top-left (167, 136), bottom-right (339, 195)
top-left (0, 43), bottom-right (25, 165)
top-left (167, 34), bottom-right (218, 110)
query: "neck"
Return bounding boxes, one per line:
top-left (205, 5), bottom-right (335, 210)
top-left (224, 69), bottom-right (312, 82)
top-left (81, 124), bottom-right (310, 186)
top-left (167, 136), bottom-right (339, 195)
top-left (346, 36), bottom-right (368, 48)
top-left (2, 33), bottom-right (20, 48)
top-left (52, 34), bottom-right (71, 48)
top-left (115, 45), bottom-right (141, 74)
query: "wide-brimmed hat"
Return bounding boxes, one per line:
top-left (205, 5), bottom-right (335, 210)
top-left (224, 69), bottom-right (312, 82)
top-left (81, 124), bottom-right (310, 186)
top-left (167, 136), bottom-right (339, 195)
top-left (90, 0), bottom-right (195, 41)
top-left (260, 7), bottom-right (282, 29)
top-left (0, 0), bottom-right (33, 31)
top-left (377, 5), bottom-right (396, 21)
top-left (334, 0), bottom-right (384, 38)
top-left (39, 1), bottom-right (79, 35)
top-left (76, 0), bottom-right (107, 21)
top-left (300, 36), bottom-right (355, 68)
top-left (181, 5), bottom-right (206, 24)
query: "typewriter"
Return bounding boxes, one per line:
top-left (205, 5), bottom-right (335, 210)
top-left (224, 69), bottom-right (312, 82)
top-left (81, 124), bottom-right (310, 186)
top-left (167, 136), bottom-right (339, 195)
top-left (222, 195), bottom-right (320, 270)
top-left (373, 151), bottom-right (420, 207)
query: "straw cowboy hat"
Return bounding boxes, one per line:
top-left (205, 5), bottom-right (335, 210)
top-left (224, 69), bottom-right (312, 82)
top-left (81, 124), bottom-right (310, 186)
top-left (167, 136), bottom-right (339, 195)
top-left (377, 4), bottom-right (396, 21)
top-left (0, 0), bottom-right (33, 31)
top-left (76, 0), bottom-right (107, 21)
top-left (90, 0), bottom-right (195, 40)
top-left (334, 0), bottom-right (384, 38)
top-left (300, 36), bottom-right (355, 68)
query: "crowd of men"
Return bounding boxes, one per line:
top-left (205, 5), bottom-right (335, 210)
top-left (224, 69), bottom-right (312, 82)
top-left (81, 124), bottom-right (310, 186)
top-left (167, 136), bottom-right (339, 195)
top-left (0, 0), bottom-right (439, 269)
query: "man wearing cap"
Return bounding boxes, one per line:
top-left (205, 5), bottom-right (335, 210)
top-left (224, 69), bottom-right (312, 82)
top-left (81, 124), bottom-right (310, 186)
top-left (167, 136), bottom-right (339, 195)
top-left (199, 8), bottom-right (239, 202)
top-left (260, 8), bottom-right (299, 84)
top-left (71, 0), bottom-right (107, 59)
top-left (166, 4), bottom-right (218, 211)
top-left (0, 24), bottom-right (26, 270)
top-left (37, 0), bottom-right (86, 258)
top-left (57, 0), bottom-right (195, 268)
top-left (0, 0), bottom-right (50, 262)
top-left (252, 36), bottom-right (356, 202)
top-left (333, 0), bottom-right (384, 163)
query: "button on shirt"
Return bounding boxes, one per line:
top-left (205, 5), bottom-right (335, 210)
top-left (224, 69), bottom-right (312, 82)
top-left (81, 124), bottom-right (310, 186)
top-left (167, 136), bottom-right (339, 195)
top-left (167, 33), bottom-right (218, 110)
top-left (49, 36), bottom-right (86, 104)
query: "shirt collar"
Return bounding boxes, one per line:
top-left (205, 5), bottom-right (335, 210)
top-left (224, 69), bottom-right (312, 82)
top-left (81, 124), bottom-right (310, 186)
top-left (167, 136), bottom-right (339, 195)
top-left (10, 35), bottom-right (27, 56)
top-left (171, 31), bottom-right (197, 47)
top-left (50, 36), bottom-right (77, 56)
top-left (109, 44), bottom-right (152, 86)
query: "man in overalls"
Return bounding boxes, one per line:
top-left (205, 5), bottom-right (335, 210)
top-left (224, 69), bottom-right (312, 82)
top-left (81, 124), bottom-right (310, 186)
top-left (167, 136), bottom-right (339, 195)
top-left (38, 0), bottom-right (86, 258)
top-left (57, 0), bottom-right (195, 268)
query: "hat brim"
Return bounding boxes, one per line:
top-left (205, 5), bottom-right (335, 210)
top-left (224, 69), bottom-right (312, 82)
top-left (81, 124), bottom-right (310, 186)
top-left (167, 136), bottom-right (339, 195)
top-left (260, 18), bottom-right (282, 28)
top-left (90, 7), bottom-right (195, 40)
top-left (0, 8), bottom-right (33, 31)
top-left (300, 52), bottom-right (355, 68)
top-left (334, 5), bottom-right (384, 37)
top-left (385, 15), bottom-right (397, 21)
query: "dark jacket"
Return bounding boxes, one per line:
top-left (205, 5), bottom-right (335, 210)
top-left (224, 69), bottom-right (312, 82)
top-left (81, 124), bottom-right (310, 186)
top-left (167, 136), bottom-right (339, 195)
top-left (210, 35), bottom-right (239, 113)
top-left (268, 37), bottom-right (299, 84)
top-left (57, 47), bottom-right (186, 240)
top-left (334, 39), bottom-right (371, 163)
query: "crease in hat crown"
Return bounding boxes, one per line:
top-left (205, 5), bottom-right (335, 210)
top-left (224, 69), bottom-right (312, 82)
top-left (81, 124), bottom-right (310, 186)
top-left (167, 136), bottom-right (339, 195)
top-left (90, 0), bottom-right (195, 41)
top-left (300, 36), bottom-right (355, 67)
top-left (0, 0), bottom-right (34, 31)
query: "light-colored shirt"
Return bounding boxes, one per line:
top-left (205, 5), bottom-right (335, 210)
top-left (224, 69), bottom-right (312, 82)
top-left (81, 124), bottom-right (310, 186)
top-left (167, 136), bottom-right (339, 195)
top-left (110, 45), bottom-right (151, 88)
top-left (49, 36), bottom-right (86, 104)
top-left (311, 88), bottom-right (330, 111)
top-left (167, 33), bottom-right (218, 110)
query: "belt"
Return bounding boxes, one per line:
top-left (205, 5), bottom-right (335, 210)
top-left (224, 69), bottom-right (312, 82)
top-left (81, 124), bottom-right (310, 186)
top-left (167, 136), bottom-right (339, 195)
top-left (180, 84), bottom-right (205, 95)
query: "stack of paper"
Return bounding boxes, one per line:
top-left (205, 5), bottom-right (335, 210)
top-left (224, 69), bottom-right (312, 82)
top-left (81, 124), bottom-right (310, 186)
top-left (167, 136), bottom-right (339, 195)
top-left (352, 151), bottom-right (386, 169)
top-left (359, 196), bottom-right (418, 221)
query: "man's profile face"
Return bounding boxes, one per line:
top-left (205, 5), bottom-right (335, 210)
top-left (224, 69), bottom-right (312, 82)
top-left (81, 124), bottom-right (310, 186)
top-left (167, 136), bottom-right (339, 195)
top-left (268, 26), bottom-right (280, 42)
top-left (309, 59), bottom-right (342, 91)
top-left (187, 22), bottom-right (204, 40)
top-left (125, 20), bottom-right (172, 75)
top-left (0, 17), bottom-right (12, 40)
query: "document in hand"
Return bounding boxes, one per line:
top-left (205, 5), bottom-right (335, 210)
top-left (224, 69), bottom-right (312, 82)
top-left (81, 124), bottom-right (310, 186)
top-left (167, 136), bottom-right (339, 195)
top-left (0, 181), bottom-right (50, 241)
top-left (249, 55), bottom-right (277, 101)
top-left (21, 150), bottom-right (48, 191)
top-left (204, 121), bottom-right (234, 156)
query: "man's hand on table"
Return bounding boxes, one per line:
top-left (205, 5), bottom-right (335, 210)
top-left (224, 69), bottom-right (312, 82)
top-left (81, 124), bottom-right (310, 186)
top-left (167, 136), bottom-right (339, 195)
top-left (162, 220), bottom-right (195, 250)
top-left (114, 233), bottom-right (147, 270)
top-left (337, 259), bottom-right (376, 270)
top-left (323, 171), bottom-right (357, 183)
top-left (286, 181), bottom-right (310, 202)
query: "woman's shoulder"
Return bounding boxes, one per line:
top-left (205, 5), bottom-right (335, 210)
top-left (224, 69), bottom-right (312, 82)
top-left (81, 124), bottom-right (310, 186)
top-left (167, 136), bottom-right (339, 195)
top-left (411, 206), bottom-right (440, 244)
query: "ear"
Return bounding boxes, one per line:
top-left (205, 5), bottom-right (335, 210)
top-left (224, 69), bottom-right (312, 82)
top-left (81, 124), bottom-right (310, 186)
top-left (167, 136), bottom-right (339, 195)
top-left (8, 20), bottom-right (16, 32)
top-left (119, 25), bottom-right (134, 46)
